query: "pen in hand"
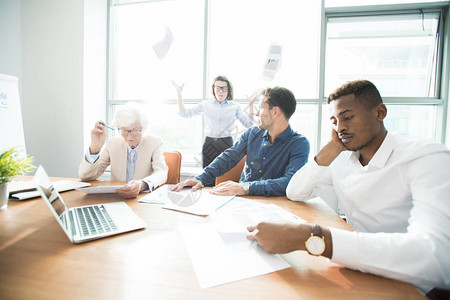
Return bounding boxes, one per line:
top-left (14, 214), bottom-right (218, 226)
top-left (99, 122), bottom-right (115, 130)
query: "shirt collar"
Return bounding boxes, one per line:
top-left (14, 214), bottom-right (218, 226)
top-left (368, 132), bottom-right (393, 168)
top-left (263, 125), bottom-right (293, 142)
top-left (127, 142), bottom-right (141, 154)
top-left (348, 132), bottom-right (392, 168)
top-left (276, 125), bottom-right (293, 142)
top-left (214, 99), bottom-right (229, 105)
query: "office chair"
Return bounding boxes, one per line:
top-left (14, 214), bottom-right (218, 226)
top-left (215, 156), bottom-right (246, 185)
top-left (163, 151), bottom-right (182, 184)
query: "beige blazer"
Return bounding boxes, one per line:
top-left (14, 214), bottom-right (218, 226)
top-left (79, 135), bottom-right (168, 188)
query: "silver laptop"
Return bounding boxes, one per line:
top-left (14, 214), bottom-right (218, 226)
top-left (33, 165), bottom-right (146, 244)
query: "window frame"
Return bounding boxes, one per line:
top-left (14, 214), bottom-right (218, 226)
top-left (106, 0), bottom-right (449, 167)
top-left (321, 2), bottom-right (448, 147)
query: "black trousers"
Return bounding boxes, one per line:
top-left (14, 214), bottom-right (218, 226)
top-left (426, 288), bottom-right (450, 300)
top-left (202, 136), bottom-right (233, 168)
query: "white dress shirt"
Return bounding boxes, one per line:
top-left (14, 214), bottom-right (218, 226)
top-left (178, 99), bottom-right (256, 138)
top-left (286, 132), bottom-right (450, 293)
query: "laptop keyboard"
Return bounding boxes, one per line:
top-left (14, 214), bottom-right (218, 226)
top-left (72, 205), bottom-right (118, 237)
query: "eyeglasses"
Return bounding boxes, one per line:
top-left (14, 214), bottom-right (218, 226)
top-left (118, 129), bottom-right (143, 136)
top-left (214, 85), bottom-right (228, 92)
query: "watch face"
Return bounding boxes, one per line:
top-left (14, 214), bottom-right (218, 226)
top-left (241, 182), bottom-right (250, 193)
top-left (306, 236), bottom-right (325, 256)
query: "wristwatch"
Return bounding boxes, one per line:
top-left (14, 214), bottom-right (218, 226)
top-left (305, 224), bottom-right (326, 256)
top-left (240, 182), bottom-right (250, 195)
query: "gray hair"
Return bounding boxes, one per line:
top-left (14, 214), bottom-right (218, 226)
top-left (112, 102), bottom-right (148, 130)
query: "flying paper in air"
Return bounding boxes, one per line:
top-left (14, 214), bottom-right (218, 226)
top-left (262, 44), bottom-right (282, 81)
top-left (153, 27), bottom-right (174, 60)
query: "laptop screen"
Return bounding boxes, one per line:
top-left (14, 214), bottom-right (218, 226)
top-left (33, 166), bottom-right (71, 241)
top-left (40, 182), bottom-right (65, 216)
top-left (34, 166), bottom-right (66, 216)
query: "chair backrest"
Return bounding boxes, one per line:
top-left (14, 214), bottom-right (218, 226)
top-left (163, 151), bottom-right (182, 184)
top-left (215, 156), bottom-right (246, 185)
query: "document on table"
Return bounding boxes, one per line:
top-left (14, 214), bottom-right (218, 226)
top-left (162, 189), bottom-right (235, 216)
top-left (10, 180), bottom-right (91, 200)
top-left (139, 184), bottom-right (180, 204)
top-left (75, 185), bottom-right (124, 194)
top-left (180, 201), bottom-right (305, 288)
top-left (9, 180), bottom-right (37, 194)
top-left (211, 202), bottom-right (306, 234)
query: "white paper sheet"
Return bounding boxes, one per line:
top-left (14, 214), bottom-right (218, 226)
top-left (152, 27), bottom-right (174, 60)
top-left (139, 184), bottom-right (186, 204)
top-left (75, 185), bottom-right (124, 194)
top-left (162, 189), bottom-right (234, 216)
top-left (214, 196), bottom-right (265, 212)
top-left (262, 43), bottom-right (282, 81)
top-left (211, 203), bottom-right (306, 233)
top-left (180, 222), bottom-right (290, 289)
top-left (180, 201), bottom-right (306, 288)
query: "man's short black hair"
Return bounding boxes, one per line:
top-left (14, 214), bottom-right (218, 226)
top-left (328, 80), bottom-right (383, 108)
top-left (263, 86), bottom-right (296, 120)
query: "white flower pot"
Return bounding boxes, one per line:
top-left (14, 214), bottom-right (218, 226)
top-left (0, 182), bottom-right (9, 210)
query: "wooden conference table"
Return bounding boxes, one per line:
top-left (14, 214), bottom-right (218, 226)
top-left (0, 178), bottom-right (424, 300)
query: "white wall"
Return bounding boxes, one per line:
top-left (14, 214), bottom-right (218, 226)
top-left (13, 0), bottom-right (107, 178)
top-left (0, 0), bottom-right (22, 101)
top-left (21, 0), bottom-right (85, 177)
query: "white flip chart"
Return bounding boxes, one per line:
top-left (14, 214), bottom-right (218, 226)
top-left (0, 73), bottom-right (26, 156)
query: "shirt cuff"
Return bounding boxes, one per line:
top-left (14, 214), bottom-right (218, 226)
top-left (178, 111), bottom-right (189, 118)
top-left (85, 148), bottom-right (100, 164)
top-left (196, 175), bottom-right (211, 187)
top-left (329, 228), bottom-right (359, 267)
top-left (141, 179), bottom-right (154, 192)
top-left (247, 182), bottom-right (254, 195)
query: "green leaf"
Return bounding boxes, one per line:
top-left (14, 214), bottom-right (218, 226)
top-left (0, 147), bottom-right (36, 184)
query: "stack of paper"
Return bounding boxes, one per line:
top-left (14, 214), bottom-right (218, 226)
top-left (181, 197), bottom-right (306, 288)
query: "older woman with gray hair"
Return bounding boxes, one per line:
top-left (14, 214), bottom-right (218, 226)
top-left (79, 102), bottom-right (168, 198)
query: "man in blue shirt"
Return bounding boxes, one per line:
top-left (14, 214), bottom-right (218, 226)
top-left (173, 86), bottom-right (310, 196)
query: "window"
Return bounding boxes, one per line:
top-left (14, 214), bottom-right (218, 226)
top-left (109, 0), bottom-right (321, 166)
top-left (323, 8), bottom-right (444, 142)
top-left (325, 12), bottom-right (441, 97)
top-left (108, 1), bottom-right (448, 167)
top-left (111, 103), bottom-right (203, 165)
top-left (209, 0), bottom-right (321, 99)
top-left (111, 0), bottom-right (205, 101)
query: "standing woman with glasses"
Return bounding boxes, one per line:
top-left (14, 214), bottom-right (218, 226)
top-left (172, 76), bottom-right (258, 168)
top-left (79, 101), bottom-right (168, 198)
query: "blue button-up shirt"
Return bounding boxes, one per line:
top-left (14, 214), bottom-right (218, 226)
top-left (197, 125), bottom-right (310, 196)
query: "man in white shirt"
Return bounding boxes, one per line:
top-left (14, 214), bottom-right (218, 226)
top-left (246, 80), bottom-right (450, 296)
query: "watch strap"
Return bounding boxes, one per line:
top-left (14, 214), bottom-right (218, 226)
top-left (312, 224), bottom-right (323, 238)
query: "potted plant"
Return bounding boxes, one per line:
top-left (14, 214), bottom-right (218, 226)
top-left (0, 148), bottom-right (35, 210)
